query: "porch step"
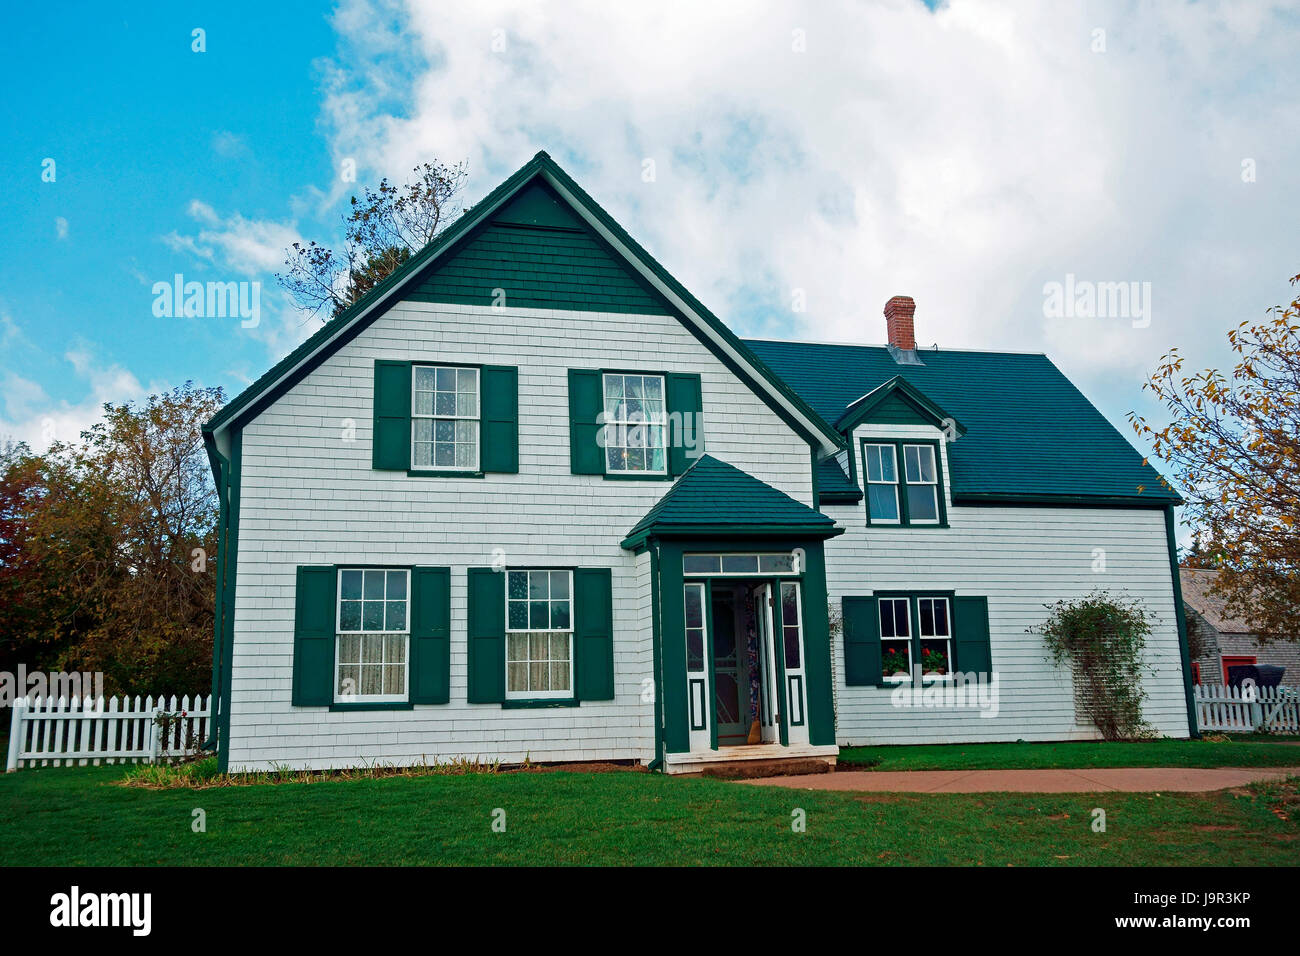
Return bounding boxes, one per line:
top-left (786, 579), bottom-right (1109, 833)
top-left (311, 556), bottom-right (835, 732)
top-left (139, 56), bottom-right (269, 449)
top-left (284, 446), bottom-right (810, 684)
top-left (663, 743), bottom-right (839, 776)
top-left (700, 758), bottom-right (834, 780)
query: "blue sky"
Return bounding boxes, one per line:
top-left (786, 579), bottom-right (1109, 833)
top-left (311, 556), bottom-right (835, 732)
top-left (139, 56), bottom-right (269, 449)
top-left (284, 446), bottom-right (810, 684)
top-left (3, 0), bottom-right (1298, 546)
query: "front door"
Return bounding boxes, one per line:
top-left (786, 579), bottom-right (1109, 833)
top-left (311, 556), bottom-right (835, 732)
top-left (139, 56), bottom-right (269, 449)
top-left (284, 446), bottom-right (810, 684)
top-left (710, 591), bottom-right (749, 745)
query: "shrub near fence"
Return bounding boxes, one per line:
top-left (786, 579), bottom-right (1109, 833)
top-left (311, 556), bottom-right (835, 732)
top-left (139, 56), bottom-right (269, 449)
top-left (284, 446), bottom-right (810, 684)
top-left (5, 695), bottom-right (210, 771)
top-left (1194, 684), bottom-right (1299, 734)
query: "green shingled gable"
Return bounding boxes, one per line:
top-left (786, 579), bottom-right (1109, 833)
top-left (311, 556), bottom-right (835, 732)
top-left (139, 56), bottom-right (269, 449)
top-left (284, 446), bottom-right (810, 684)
top-left (744, 340), bottom-right (1178, 505)
top-left (406, 179), bottom-right (673, 315)
top-left (622, 454), bottom-right (840, 548)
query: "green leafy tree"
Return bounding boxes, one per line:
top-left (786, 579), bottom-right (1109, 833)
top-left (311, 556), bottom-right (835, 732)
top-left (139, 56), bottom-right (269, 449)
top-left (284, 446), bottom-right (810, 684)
top-left (1130, 271), bottom-right (1300, 642)
top-left (0, 383), bottom-right (224, 695)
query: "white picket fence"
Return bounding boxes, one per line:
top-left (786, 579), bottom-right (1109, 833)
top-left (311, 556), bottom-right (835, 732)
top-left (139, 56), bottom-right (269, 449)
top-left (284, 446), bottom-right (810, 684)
top-left (5, 695), bottom-right (210, 771)
top-left (1195, 684), bottom-right (1300, 734)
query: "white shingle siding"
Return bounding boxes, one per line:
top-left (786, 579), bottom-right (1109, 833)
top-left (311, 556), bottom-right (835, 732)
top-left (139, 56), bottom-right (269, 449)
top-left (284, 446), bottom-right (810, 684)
top-left (226, 300), bottom-right (811, 771)
top-left (826, 423), bottom-right (1190, 745)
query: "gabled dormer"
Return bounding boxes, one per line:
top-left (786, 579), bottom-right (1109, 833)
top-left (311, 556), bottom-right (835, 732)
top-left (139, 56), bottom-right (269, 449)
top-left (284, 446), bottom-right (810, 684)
top-left (838, 376), bottom-right (961, 527)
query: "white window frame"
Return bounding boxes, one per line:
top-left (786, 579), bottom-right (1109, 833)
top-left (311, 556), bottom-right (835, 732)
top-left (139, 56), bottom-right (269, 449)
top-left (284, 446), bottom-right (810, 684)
top-left (334, 567), bottom-right (410, 704)
top-left (862, 443), bottom-right (901, 525)
top-left (902, 443), bottom-right (940, 525)
top-left (917, 596), bottom-right (953, 682)
top-left (878, 596), bottom-right (912, 683)
top-left (504, 569), bottom-right (575, 700)
top-left (411, 364), bottom-right (480, 472)
top-left (601, 372), bottom-right (667, 476)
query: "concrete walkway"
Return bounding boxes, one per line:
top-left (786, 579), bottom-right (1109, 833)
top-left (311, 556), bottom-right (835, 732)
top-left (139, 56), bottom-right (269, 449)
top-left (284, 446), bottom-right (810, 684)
top-left (742, 766), bottom-right (1300, 793)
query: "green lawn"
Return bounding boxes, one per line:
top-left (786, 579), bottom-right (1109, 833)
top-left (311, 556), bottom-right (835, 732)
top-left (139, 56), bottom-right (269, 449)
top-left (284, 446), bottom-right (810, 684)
top-left (0, 763), bottom-right (1296, 866)
top-left (838, 738), bottom-right (1300, 771)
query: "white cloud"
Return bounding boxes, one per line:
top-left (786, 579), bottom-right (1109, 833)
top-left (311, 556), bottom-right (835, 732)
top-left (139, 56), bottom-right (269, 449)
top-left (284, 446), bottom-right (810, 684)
top-left (55, 216), bottom-right (68, 240)
top-left (0, 341), bottom-right (158, 452)
top-left (315, 0), bottom-right (1300, 398)
top-left (212, 130), bottom-right (249, 158)
top-left (163, 201), bottom-right (302, 277)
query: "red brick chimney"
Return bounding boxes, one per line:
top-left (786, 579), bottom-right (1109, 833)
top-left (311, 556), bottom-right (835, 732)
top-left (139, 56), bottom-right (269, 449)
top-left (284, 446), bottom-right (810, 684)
top-left (884, 296), bottom-right (916, 350)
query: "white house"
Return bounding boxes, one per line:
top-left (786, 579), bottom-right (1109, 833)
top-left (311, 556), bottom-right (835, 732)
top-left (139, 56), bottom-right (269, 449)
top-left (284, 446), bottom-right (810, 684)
top-left (201, 151), bottom-right (1197, 773)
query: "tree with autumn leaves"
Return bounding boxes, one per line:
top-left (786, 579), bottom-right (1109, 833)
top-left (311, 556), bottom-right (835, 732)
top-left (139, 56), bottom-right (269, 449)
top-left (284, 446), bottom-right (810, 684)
top-left (1131, 272), bottom-right (1300, 643)
top-left (0, 383), bottom-right (223, 695)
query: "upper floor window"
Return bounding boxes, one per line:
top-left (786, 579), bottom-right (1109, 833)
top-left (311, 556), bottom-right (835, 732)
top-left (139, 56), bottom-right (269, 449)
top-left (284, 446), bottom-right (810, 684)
top-left (412, 365), bottom-right (479, 471)
top-left (603, 373), bottom-right (666, 474)
top-left (862, 443), bottom-right (900, 524)
top-left (903, 444), bottom-right (940, 523)
top-left (506, 569), bottom-right (573, 699)
top-left (861, 439), bottom-right (946, 527)
top-left (335, 568), bottom-right (409, 703)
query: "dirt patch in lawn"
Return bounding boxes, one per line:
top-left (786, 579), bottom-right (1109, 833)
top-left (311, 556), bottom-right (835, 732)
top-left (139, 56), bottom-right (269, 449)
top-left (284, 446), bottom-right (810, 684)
top-left (518, 761), bottom-right (646, 774)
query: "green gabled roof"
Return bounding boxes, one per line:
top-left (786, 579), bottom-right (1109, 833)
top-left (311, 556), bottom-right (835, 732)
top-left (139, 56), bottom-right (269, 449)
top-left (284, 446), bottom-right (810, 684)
top-left (621, 455), bottom-right (841, 549)
top-left (835, 375), bottom-right (966, 435)
top-left (205, 151), bottom-right (843, 457)
top-left (744, 339), bottom-right (1180, 505)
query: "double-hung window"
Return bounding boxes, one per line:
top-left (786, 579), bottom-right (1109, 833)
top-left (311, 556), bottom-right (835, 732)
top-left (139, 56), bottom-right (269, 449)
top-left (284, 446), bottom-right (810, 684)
top-left (505, 569), bottom-right (574, 699)
top-left (412, 365), bottom-right (479, 471)
top-left (335, 568), bottom-right (409, 702)
top-left (861, 439), bottom-right (945, 526)
top-left (602, 373), bottom-right (667, 475)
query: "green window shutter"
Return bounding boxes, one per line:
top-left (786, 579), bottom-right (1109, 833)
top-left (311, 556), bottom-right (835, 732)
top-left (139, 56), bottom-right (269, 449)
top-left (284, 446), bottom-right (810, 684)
top-left (568, 369), bottom-right (604, 474)
top-left (480, 365), bottom-right (519, 473)
top-left (665, 372), bottom-right (703, 476)
top-left (953, 596), bottom-right (992, 676)
top-left (373, 360), bottom-right (411, 470)
top-left (466, 568), bottom-right (505, 703)
top-left (410, 567), bottom-right (451, 704)
top-left (292, 566), bottom-right (336, 706)
top-left (842, 595), bottom-right (882, 686)
top-left (574, 568), bottom-right (615, 700)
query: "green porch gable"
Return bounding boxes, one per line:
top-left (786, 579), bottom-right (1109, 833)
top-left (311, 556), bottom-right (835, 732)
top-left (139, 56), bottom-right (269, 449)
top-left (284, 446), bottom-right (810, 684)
top-left (621, 454), bottom-right (842, 549)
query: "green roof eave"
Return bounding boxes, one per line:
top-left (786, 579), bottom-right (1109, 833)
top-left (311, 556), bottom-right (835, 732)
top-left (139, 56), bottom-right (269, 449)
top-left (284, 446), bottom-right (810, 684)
top-left (621, 522), bottom-right (844, 551)
top-left (834, 375), bottom-right (966, 435)
top-left (951, 490), bottom-right (1182, 508)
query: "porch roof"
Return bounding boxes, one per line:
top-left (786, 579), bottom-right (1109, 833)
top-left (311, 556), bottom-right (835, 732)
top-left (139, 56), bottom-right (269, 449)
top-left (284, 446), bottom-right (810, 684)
top-left (621, 455), bottom-right (841, 549)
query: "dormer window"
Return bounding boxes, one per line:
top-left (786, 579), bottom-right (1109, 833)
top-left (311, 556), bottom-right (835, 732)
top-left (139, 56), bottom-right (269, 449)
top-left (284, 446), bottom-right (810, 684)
top-left (860, 438), bottom-right (947, 527)
top-left (902, 444), bottom-right (940, 523)
top-left (862, 443), bottom-right (900, 524)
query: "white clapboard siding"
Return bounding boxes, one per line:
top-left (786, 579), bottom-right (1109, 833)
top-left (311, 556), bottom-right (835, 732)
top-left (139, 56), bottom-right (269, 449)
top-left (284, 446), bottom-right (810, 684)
top-left (827, 421), bottom-right (1194, 746)
top-left (5, 695), bottom-right (210, 771)
top-left (225, 300), bottom-right (813, 771)
top-left (1195, 684), bottom-right (1300, 733)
